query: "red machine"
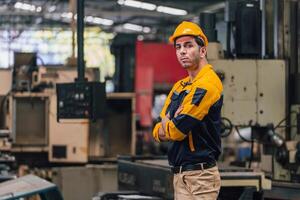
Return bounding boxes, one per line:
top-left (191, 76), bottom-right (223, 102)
top-left (135, 41), bottom-right (186, 127)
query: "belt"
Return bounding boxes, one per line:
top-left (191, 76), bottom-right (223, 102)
top-left (171, 162), bottom-right (216, 174)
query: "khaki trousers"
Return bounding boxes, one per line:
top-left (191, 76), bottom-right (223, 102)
top-left (173, 166), bottom-right (221, 200)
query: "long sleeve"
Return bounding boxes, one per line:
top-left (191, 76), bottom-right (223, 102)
top-left (164, 80), bottom-right (222, 141)
top-left (152, 122), bottom-right (162, 142)
top-left (152, 82), bottom-right (180, 142)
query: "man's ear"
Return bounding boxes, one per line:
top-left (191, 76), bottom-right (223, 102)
top-left (200, 47), bottom-right (207, 58)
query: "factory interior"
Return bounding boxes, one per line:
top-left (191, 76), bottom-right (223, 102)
top-left (0, 0), bottom-right (299, 199)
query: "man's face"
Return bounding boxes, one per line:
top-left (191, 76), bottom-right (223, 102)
top-left (175, 36), bottom-right (202, 70)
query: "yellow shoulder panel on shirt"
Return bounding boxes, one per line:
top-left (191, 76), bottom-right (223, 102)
top-left (180, 69), bottom-right (223, 121)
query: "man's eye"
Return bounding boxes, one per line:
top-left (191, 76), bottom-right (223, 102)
top-left (176, 46), bottom-right (181, 50)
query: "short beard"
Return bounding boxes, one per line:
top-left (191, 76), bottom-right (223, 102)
top-left (181, 63), bottom-right (196, 70)
top-left (181, 63), bottom-right (190, 69)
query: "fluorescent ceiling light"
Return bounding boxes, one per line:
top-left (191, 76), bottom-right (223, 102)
top-left (118, 0), bottom-right (125, 4)
top-left (90, 17), bottom-right (114, 26)
top-left (118, 0), bottom-right (187, 15)
top-left (61, 12), bottom-right (73, 19)
top-left (48, 5), bottom-right (56, 12)
top-left (123, 23), bottom-right (143, 32)
top-left (157, 6), bottom-right (187, 16)
top-left (14, 2), bottom-right (42, 13)
top-left (142, 27), bottom-right (151, 33)
top-left (140, 2), bottom-right (156, 10)
top-left (61, 13), bottom-right (113, 26)
top-left (61, 12), bottom-right (77, 19)
top-left (36, 6), bottom-right (42, 12)
top-left (86, 16), bottom-right (114, 26)
top-left (85, 16), bottom-right (94, 23)
top-left (118, 0), bottom-right (156, 11)
top-left (123, 23), bottom-right (151, 33)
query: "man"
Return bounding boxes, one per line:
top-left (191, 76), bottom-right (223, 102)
top-left (152, 21), bottom-right (223, 199)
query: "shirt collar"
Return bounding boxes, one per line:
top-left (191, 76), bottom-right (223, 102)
top-left (191, 64), bottom-right (212, 83)
top-left (179, 64), bottom-right (212, 88)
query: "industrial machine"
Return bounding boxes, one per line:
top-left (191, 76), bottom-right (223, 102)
top-left (56, 81), bottom-right (106, 121)
top-left (105, 0), bottom-right (300, 199)
top-left (0, 65), bottom-right (137, 165)
top-left (12, 52), bottom-right (37, 92)
top-left (2, 65), bottom-right (100, 164)
top-left (0, 174), bottom-right (63, 200)
top-left (0, 0), bottom-right (298, 199)
top-left (211, 58), bottom-right (300, 197)
top-left (106, 55), bottom-right (298, 199)
top-left (114, 156), bottom-right (271, 200)
top-left (0, 0), bottom-right (136, 166)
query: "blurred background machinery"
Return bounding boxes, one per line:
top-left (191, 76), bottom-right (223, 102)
top-left (0, 0), bottom-right (299, 199)
top-left (106, 0), bottom-right (300, 199)
top-left (0, 51), bottom-right (136, 164)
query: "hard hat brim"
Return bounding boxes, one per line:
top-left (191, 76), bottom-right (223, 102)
top-left (169, 34), bottom-right (201, 44)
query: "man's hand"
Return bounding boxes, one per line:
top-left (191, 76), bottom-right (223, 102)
top-left (161, 113), bottom-right (170, 132)
top-left (158, 126), bottom-right (167, 141)
top-left (159, 106), bottom-right (183, 141)
top-left (159, 113), bottom-right (170, 141)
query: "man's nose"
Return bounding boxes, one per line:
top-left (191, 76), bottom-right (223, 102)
top-left (180, 47), bottom-right (186, 55)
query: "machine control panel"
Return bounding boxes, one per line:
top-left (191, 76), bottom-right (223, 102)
top-left (56, 82), bottom-right (106, 121)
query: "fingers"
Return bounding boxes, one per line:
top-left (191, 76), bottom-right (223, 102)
top-left (166, 112), bottom-right (170, 118)
top-left (158, 127), bottom-right (167, 141)
top-left (161, 116), bottom-right (169, 132)
top-left (158, 126), bottom-right (164, 135)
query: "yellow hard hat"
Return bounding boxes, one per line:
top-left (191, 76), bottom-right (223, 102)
top-left (169, 21), bottom-right (208, 46)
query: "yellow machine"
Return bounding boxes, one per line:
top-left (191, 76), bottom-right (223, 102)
top-left (0, 65), bottom-right (136, 164)
top-left (207, 44), bottom-right (300, 183)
